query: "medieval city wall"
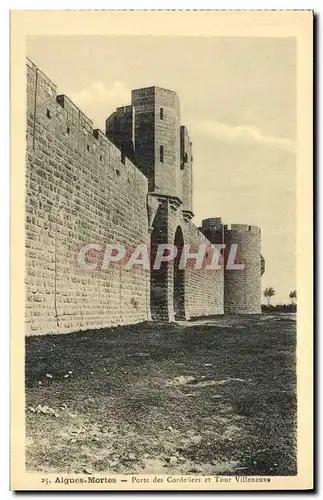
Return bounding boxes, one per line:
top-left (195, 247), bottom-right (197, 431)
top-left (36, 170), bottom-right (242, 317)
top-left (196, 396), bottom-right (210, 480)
top-left (26, 59), bottom-right (228, 336)
top-left (26, 59), bottom-right (150, 335)
top-left (183, 220), bottom-right (224, 318)
top-left (149, 200), bottom-right (224, 322)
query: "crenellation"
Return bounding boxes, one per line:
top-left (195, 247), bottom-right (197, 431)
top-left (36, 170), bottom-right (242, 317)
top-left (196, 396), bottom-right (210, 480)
top-left (25, 58), bottom-right (263, 336)
top-left (57, 94), bottom-right (79, 119)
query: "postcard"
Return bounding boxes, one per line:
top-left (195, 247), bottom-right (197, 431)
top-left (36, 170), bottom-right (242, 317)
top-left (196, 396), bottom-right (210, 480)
top-left (10, 10), bottom-right (313, 491)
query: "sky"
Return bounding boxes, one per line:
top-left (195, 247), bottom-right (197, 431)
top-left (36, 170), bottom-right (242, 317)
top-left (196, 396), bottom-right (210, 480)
top-left (27, 35), bottom-right (296, 304)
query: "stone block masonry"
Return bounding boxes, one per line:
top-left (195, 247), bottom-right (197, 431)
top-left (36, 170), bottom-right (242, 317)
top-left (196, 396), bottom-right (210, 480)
top-left (25, 58), bottom-right (263, 336)
top-left (222, 225), bottom-right (262, 315)
top-left (26, 59), bottom-right (149, 335)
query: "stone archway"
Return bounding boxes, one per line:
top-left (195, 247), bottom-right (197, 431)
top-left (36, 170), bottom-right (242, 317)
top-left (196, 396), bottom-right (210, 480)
top-left (173, 226), bottom-right (185, 320)
top-left (149, 204), bottom-right (168, 321)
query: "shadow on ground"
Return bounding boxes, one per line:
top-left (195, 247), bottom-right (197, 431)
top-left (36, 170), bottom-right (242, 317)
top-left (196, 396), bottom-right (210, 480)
top-left (25, 313), bottom-right (297, 475)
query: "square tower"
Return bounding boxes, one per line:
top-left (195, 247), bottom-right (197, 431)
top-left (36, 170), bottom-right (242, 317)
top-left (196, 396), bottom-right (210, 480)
top-left (131, 86), bottom-right (181, 200)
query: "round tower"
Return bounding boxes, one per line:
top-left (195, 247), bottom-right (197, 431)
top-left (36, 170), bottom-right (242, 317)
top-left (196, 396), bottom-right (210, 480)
top-left (223, 224), bottom-right (262, 314)
top-left (202, 217), bottom-right (223, 233)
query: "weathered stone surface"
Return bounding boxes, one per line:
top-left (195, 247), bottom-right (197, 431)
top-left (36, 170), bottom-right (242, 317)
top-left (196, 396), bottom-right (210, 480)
top-left (25, 60), bottom-right (262, 336)
top-left (26, 61), bottom-right (150, 335)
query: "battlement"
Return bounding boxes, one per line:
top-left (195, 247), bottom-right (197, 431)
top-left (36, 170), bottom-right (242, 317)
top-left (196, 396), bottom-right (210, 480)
top-left (25, 57), bottom-right (264, 334)
top-left (202, 218), bottom-right (223, 232)
top-left (131, 86), bottom-right (179, 106)
top-left (57, 94), bottom-right (93, 133)
top-left (224, 224), bottom-right (261, 234)
top-left (26, 58), bottom-right (147, 187)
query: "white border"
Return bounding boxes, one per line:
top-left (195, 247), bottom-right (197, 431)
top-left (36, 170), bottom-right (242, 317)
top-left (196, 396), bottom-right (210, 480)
top-left (4, 3), bottom-right (319, 498)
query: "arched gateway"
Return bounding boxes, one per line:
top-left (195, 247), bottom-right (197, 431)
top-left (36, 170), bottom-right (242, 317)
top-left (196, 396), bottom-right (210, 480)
top-left (149, 209), bottom-right (186, 322)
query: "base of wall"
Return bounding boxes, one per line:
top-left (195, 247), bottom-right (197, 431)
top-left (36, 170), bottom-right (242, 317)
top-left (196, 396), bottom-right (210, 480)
top-left (224, 308), bottom-right (262, 315)
top-left (25, 316), bottom-right (149, 337)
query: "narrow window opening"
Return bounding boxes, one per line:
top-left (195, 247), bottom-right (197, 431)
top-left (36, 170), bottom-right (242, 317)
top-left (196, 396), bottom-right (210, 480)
top-left (116, 169), bottom-right (120, 176)
top-left (67, 126), bottom-right (70, 135)
top-left (46, 109), bottom-right (51, 119)
top-left (121, 150), bottom-right (126, 165)
top-left (160, 145), bottom-right (164, 163)
top-left (87, 144), bottom-right (90, 151)
top-left (100, 155), bottom-right (103, 161)
top-left (160, 108), bottom-right (164, 120)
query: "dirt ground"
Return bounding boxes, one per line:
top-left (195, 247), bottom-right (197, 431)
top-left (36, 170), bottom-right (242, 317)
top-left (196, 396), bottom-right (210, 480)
top-left (25, 313), bottom-right (297, 475)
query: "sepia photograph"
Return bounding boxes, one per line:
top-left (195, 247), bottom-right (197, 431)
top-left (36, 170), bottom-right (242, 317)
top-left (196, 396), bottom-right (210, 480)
top-left (10, 10), bottom-right (313, 491)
